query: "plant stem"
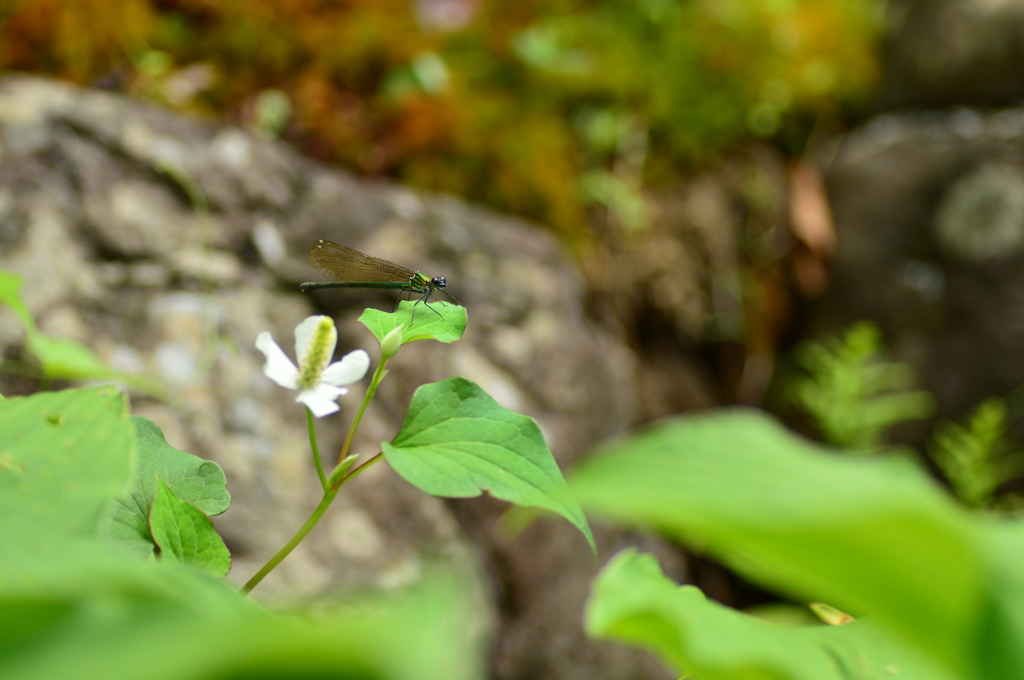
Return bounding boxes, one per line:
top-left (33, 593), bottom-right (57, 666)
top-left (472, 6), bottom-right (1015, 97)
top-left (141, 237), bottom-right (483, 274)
top-left (337, 357), bottom-right (389, 465)
top-left (242, 357), bottom-right (393, 596)
top-left (307, 407), bottom-right (327, 490)
top-left (241, 484), bottom-right (340, 594)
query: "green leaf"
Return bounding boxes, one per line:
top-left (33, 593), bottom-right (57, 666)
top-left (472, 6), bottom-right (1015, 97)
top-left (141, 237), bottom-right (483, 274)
top-left (1, 430), bottom-right (471, 678)
top-left (570, 409), bottom-right (994, 677)
top-left (359, 300), bottom-right (467, 346)
top-left (382, 377), bottom-right (594, 552)
top-left (0, 268), bottom-right (106, 380)
top-left (28, 335), bottom-right (118, 381)
top-left (975, 521), bottom-right (1024, 678)
top-left (0, 268), bottom-right (36, 335)
top-left (1, 431), bottom-right (472, 669)
top-left (327, 454), bottom-right (359, 488)
top-left (0, 525), bottom-right (476, 680)
top-left (0, 270), bottom-right (163, 394)
top-left (29, 335), bottom-right (168, 397)
top-left (586, 549), bottom-right (955, 680)
top-left (149, 477), bottom-right (231, 577)
top-left (0, 387), bottom-right (133, 535)
top-left (102, 416), bottom-right (230, 558)
top-left (0, 358), bottom-right (474, 680)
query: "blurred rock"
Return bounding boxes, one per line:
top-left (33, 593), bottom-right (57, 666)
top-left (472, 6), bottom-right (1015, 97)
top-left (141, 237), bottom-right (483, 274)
top-left (881, 0), bottom-right (1024, 108)
top-left (933, 162), bottom-right (1024, 261)
top-left (818, 107), bottom-right (1024, 423)
top-left (0, 75), bottom-right (673, 680)
top-left (583, 144), bottom-right (793, 416)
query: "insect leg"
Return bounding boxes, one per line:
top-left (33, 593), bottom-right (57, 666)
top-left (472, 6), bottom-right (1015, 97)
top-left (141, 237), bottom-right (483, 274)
top-left (438, 289), bottom-right (461, 306)
top-left (411, 285), bottom-right (444, 322)
top-left (392, 290), bottom-right (408, 313)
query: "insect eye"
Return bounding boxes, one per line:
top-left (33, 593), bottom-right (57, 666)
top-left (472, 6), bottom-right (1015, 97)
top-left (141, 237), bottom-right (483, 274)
top-left (436, 277), bottom-right (446, 287)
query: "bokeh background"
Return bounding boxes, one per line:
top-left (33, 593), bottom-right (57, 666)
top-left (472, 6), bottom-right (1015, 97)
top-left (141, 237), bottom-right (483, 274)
top-left (0, 0), bottom-right (879, 237)
top-left (6, 0), bottom-right (1024, 677)
top-left (0, 0), bottom-right (886, 413)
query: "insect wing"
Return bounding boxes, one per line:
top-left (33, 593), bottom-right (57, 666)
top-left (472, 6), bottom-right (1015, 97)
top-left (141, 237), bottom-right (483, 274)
top-left (307, 240), bottom-right (414, 284)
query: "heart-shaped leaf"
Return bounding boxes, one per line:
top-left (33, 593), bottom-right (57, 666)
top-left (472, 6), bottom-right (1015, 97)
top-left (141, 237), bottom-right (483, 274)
top-left (382, 377), bottom-right (594, 553)
top-left (359, 301), bottom-right (466, 346)
top-left (102, 416), bottom-right (230, 557)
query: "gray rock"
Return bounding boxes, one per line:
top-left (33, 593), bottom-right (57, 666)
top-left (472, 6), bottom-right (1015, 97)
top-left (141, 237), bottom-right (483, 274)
top-left (818, 107), bottom-right (1024, 422)
top-left (881, 0), bottom-right (1024, 108)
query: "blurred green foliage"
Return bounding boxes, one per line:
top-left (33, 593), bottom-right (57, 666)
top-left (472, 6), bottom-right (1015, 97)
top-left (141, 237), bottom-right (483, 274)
top-left (787, 321), bottom-right (936, 449)
top-left (787, 321), bottom-right (1024, 513)
top-left (0, 386), bottom-right (478, 680)
top-left (572, 409), bottom-right (1024, 679)
top-left (0, 0), bottom-right (882, 236)
top-left (0, 268), bottom-right (168, 397)
top-left (931, 398), bottom-right (1024, 510)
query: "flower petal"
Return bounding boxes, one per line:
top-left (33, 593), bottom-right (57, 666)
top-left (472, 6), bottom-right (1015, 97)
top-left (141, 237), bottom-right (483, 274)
top-left (255, 332), bottom-right (299, 389)
top-left (296, 383), bottom-right (348, 418)
top-left (294, 315), bottom-right (337, 368)
top-left (321, 349), bottom-right (371, 386)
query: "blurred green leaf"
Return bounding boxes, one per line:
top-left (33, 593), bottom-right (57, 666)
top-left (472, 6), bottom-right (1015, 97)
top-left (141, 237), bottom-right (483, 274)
top-left (0, 385), bottom-right (480, 680)
top-left (975, 521), bottom-right (1024, 677)
top-left (0, 269), bottom-right (36, 334)
top-left (103, 416), bottom-right (229, 558)
top-left (252, 88), bottom-right (292, 138)
top-left (29, 334), bottom-right (117, 381)
top-left (0, 386), bottom-right (133, 534)
top-left (359, 301), bottom-right (466, 346)
top-left (577, 169), bottom-right (648, 230)
top-left (808, 602), bottom-right (855, 626)
top-left (0, 267), bottom-right (165, 395)
top-left (383, 377), bottom-right (594, 553)
top-left (411, 52), bottom-right (450, 93)
top-left (149, 477), bottom-right (230, 577)
top-left (0, 529), bottom-right (478, 680)
top-left (586, 549), bottom-right (954, 680)
top-left (570, 409), bottom-right (1003, 677)
top-left (513, 24), bottom-right (592, 75)
top-left (29, 335), bottom-right (169, 399)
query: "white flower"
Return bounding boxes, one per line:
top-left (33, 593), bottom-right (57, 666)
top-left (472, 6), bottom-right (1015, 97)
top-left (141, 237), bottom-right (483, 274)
top-left (255, 315), bottom-right (370, 417)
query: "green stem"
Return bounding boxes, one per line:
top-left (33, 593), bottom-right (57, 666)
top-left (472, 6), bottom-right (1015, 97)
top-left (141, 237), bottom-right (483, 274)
top-left (307, 408), bottom-right (327, 490)
top-left (337, 357), bottom-right (389, 465)
top-left (242, 357), bottom-right (393, 596)
top-left (241, 484), bottom-right (340, 594)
